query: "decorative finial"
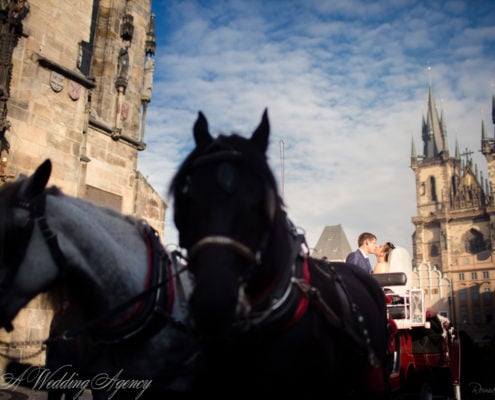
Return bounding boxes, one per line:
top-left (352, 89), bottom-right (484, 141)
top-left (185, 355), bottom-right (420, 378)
top-left (427, 65), bottom-right (432, 87)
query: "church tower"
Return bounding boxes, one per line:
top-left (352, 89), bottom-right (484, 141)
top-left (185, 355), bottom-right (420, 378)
top-left (411, 84), bottom-right (495, 342)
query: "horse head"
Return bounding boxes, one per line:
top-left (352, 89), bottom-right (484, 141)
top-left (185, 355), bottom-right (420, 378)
top-left (171, 110), bottom-right (293, 344)
top-left (0, 159), bottom-right (58, 331)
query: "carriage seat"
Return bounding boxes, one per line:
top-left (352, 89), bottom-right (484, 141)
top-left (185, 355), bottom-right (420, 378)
top-left (374, 273), bottom-right (408, 320)
top-left (373, 272), bottom-right (407, 287)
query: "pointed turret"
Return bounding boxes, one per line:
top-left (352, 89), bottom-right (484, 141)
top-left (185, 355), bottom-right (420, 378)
top-left (440, 108), bottom-right (448, 154)
top-left (411, 136), bottom-right (417, 169)
top-left (423, 85), bottom-right (448, 160)
top-left (482, 119), bottom-right (492, 156)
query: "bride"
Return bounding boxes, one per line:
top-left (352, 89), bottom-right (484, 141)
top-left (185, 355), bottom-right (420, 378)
top-left (373, 242), bottom-right (395, 273)
top-left (374, 243), bottom-right (413, 294)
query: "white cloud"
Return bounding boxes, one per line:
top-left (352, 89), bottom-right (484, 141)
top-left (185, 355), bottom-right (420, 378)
top-left (139, 0), bottom-right (495, 261)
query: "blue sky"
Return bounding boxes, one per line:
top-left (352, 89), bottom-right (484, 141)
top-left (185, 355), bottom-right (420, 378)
top-left (138, 0), bottom-right (495, 261)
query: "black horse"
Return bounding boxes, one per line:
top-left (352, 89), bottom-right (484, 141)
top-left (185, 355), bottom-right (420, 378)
top-left (170, 110), bottom-right (391, 398)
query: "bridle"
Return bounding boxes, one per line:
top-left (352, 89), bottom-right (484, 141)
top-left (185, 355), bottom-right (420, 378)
top-left (0, 190), bottom-right (60, 332)
top-left (189, 235), bottom-right (261, 264)
top-left (176, 144), bottom-right (314, 331)
top-left (16, 189), bottom-right (69, 273)
top-left (179, 146), bottom-right (276, 270)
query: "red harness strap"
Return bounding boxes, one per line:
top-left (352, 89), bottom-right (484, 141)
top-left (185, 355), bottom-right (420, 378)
top-left (286, 256), bottom-right (311, 328)
top-left (102, 229), bottom-right (174, 328)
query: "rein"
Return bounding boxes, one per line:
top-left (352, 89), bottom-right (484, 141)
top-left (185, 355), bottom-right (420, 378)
top-left (303, 262), bottom-right (379, 368)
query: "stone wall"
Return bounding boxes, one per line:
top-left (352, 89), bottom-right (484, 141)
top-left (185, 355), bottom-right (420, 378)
top-left (0, 0), bottom-right (162, 373)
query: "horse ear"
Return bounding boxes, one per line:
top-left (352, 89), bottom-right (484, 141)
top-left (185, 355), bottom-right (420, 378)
top-left (193, 111), bottom-right (213, 149)
top-left (251, 108), bottom-right (270, 153)
top-left (18, 159), bottom-right (52, 200)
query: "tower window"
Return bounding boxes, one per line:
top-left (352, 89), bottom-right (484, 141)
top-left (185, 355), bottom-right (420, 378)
top-left (420, 182), bottom-right (426, 196)
top-left (430, 176), bottom-right (437, 202)
top-left (463, 228), bottom-right (486, 254)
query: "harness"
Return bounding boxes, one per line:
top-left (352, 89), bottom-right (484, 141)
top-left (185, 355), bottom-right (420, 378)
top-left (235, 232), bottom-right (310, 331)
top-left (233, 232), bottom-right (379, 368)
top-left (9, 190), bottom-right (176, 344)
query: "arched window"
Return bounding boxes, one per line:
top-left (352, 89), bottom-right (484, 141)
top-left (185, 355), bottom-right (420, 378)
top-left (430, 244), bottom-right (439, 257)
top-left (429, 176), bottom-right (437, 202)
top-left (471, 286), bottom-right (480, 302)
top-left (463, 228), bottom-right (486, 254)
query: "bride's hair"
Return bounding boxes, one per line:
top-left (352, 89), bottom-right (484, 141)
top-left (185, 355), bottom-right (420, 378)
top-left (383, 242), bottom-right (395, 262)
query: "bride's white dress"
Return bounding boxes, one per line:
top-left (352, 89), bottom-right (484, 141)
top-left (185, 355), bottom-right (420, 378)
top-left (387, 246), bottom-right (413, 295)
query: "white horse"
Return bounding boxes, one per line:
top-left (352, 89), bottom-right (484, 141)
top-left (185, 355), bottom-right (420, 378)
top-left (0, 159), bottom-right (196, 398)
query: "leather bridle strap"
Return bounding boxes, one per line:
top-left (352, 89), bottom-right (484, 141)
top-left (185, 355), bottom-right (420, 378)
top-left (18, 193), bottom-right (68, 272)
top-left (188, 235), bottom-right (260, 264)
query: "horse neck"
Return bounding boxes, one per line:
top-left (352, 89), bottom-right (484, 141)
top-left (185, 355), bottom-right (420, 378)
top-left (248, 208), bottom-right (295, 294)
top-left (45, 193), bottom-right (149, 311)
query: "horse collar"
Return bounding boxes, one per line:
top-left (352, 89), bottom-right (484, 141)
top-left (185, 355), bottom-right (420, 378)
top-left (235, 234), bottom-right (311, 331)
top-left (95, 224), bottom-right (175, 343)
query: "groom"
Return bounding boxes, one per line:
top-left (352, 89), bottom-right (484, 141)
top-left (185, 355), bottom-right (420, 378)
top-left (345, 232), bottom-right (378, 275)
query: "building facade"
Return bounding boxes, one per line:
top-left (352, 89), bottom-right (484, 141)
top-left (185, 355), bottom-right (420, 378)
top-left (0, 0), bottom-right (166, 364)
top-left (410, 86), bottom-right (495, 342)
top-left (312, 224), bottom-right (352, 262)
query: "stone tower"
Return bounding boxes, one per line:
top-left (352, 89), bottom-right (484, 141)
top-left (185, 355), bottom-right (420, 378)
top-left (0, 0), bottom-right (163, 232)
top-left (411, 84), bottom-right (495, 342)
top-left (0, 0), bottom-right (166, 363)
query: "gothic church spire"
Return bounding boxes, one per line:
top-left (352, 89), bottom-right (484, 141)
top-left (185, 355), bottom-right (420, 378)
top-left (422, 84), bottom-right (448, 160)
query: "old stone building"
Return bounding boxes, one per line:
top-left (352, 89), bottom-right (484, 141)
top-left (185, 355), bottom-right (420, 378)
top-left (312, 224), bottom-right (352, 261)
top-left (0, 0), bottom-right (165, 365)
top-left (410, 85), bottom-right (495, 342)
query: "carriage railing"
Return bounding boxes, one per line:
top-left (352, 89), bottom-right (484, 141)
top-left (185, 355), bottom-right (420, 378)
top-left (374, 273), bottom-right (427, 330)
